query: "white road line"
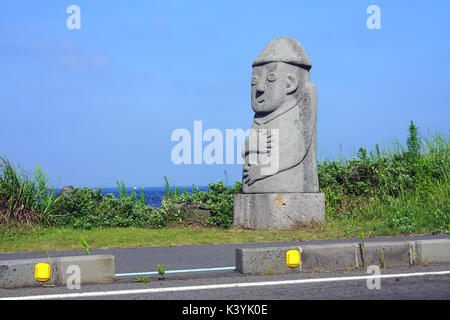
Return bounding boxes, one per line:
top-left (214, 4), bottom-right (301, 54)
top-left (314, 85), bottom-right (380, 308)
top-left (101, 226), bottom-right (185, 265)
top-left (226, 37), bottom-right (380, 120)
top-left (115, 266), bottom-right (236, 277)
top-left (2, 270), bottom-right (450, 300)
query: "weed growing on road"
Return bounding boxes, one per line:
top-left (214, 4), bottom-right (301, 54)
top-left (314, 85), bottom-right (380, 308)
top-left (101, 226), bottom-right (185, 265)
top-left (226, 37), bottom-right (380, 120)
top-left (134, 276), bottom-right (150, 283)
top-left (80, 238), bottom-right (90, 256)
top-left (360, 232), bottom-right (366, 267)
top-left (157, 264), bottom-right (166, 280)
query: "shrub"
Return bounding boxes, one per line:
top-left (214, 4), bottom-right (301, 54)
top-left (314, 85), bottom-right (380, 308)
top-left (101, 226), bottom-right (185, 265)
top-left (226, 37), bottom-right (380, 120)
top-left (48, 187), bottom-right (156, 229)
top-left (160, 180), bottom-right (242, 229)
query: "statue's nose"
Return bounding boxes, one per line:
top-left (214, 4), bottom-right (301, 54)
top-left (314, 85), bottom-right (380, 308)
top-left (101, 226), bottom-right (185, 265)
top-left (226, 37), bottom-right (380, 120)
top-left (256, 77), bottom-right (265, 93)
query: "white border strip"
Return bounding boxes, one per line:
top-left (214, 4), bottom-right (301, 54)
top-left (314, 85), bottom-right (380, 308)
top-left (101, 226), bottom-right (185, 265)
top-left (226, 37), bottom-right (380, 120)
top-left (2, 270), bottom-right (450, 300)
top-left (115, 266), bottom-right (235, 277)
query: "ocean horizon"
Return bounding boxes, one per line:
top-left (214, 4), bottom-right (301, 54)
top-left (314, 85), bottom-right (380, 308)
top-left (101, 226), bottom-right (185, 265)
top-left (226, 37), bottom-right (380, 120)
top-left (54, 186), bottom-right (210, 208)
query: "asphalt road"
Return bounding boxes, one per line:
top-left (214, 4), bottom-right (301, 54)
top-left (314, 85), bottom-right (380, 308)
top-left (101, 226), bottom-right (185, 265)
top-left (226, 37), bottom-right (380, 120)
top-left (0, 235), bottom-right (449, 302)
top-left (1, 234), bottom-right (447, 275)
top-left (1, 264), bottom-right (449, 301)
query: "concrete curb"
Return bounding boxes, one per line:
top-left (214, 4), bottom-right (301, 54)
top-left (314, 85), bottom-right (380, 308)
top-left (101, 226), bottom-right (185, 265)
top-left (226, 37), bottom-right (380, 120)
top-left (415, 239), bottom-right (450, 265)
top-left (236, 239), bottom-right (450, 274)
top-left (0, 255), bottom-right (115, 289)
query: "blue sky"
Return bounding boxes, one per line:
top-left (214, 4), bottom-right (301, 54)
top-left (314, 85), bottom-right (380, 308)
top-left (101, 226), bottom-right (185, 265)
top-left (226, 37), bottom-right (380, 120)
top-left (0, 0), bottom-right (449, 188)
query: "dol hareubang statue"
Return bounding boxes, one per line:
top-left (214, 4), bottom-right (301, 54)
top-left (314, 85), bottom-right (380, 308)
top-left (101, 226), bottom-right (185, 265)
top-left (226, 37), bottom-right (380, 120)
top-left (234, 37), bottom-right (325, 229)
top-left (242, 37), bottom-right (319, 193)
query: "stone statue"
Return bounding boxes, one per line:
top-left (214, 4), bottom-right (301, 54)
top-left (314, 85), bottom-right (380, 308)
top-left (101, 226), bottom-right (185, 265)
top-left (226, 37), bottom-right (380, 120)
top-left (234, 37), bottom-right (325, 229)
top-left (242, 37), bottom-right (319, 193)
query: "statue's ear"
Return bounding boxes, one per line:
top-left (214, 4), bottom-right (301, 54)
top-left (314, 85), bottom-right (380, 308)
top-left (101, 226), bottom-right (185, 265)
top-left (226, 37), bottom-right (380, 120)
top-left (300, 82), bottom-right (317, 107)
top-left (285, 73), bottom-right (298, 95)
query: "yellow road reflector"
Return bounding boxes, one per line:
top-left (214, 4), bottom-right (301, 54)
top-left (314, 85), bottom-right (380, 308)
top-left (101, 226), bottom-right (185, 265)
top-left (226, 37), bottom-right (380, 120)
top-left (286, 250), bottom-right (301, 268)
top-left (35, 263), bottom-right (51, 282)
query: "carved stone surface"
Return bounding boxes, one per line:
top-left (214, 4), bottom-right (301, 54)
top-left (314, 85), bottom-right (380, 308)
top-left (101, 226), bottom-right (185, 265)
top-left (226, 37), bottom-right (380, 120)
top-left (234, 193), bottom-right (325, 230)
top-left (234, 37), bottom-right (325, 229)
top-left (242, 37), bottom-right (319, 193)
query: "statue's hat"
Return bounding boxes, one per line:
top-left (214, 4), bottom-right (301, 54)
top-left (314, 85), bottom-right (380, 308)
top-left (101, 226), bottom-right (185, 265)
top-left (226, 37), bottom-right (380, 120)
top-left (252, 37), bottom-right (312, 70)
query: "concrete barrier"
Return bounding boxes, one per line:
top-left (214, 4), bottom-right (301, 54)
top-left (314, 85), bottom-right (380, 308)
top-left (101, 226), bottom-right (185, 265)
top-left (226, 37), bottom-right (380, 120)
top-left (363, 241), bottom-right (413, 268)
top-left (415, 239), bottom-right (450, 265)
top-left (236, 246), bottom-right (303, 274)
top-left (300, 242), bottom-right (359, 272)
top-left (0, 255), bottom-right (115, 289)
top-left (236, 239), bottom-right (450, 274)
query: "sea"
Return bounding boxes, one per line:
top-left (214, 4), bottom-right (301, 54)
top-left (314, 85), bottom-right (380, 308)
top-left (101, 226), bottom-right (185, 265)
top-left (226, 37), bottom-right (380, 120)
top-left (55, 186), bottom-right (209, 208)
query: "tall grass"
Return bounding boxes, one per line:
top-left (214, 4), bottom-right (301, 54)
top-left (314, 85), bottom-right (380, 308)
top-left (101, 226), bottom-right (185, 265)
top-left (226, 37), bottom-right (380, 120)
top-left (116, 180), bottom-right (146, 206)
top-left (319, 122), bottom-right (449, 235)
top-left (0, 156), bottom-right (59, 226)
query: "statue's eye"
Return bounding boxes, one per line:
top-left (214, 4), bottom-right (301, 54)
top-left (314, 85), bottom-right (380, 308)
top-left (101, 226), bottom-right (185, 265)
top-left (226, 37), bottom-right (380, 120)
top-left (251, 76), bottom-right (258, 86)
top-left (268, 73), bottom-right (277, 82)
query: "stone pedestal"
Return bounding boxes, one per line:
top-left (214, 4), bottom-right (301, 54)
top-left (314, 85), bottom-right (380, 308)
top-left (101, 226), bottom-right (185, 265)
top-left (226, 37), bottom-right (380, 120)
top-left (233, 193), bottom-right (325, 230)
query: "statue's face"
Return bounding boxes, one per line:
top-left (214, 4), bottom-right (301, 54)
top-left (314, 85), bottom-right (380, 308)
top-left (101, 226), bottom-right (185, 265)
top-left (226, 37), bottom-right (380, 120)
top-left (251, 62), bottom-right (299, 115)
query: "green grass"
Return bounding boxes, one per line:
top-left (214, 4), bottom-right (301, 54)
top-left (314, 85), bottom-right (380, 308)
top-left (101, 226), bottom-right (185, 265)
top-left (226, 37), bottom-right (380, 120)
top-left (0, 218), bottom-right (432, 253)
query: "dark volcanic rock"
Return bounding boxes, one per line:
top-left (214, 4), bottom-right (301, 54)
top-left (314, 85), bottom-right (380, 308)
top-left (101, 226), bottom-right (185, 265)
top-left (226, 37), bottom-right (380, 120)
top-left (54, 186), bottom-right (75, 198)
top-left (169, 202), bottom-right (211, 225)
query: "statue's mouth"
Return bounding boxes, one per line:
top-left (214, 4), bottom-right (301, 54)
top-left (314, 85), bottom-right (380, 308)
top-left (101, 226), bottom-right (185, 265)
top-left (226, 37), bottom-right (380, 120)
top-left (255, 94), bottom-right (265, 104)
top-left (255, 90), bottom-right (265, 104)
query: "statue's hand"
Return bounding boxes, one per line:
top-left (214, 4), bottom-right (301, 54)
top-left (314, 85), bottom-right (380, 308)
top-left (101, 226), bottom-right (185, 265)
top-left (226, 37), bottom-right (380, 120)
top-left (243, 163), bottom-right (264, 186)
top-left (258, 129), bottom-right (273, 156)
top-left (241, 139), bottom-right (249, 159)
